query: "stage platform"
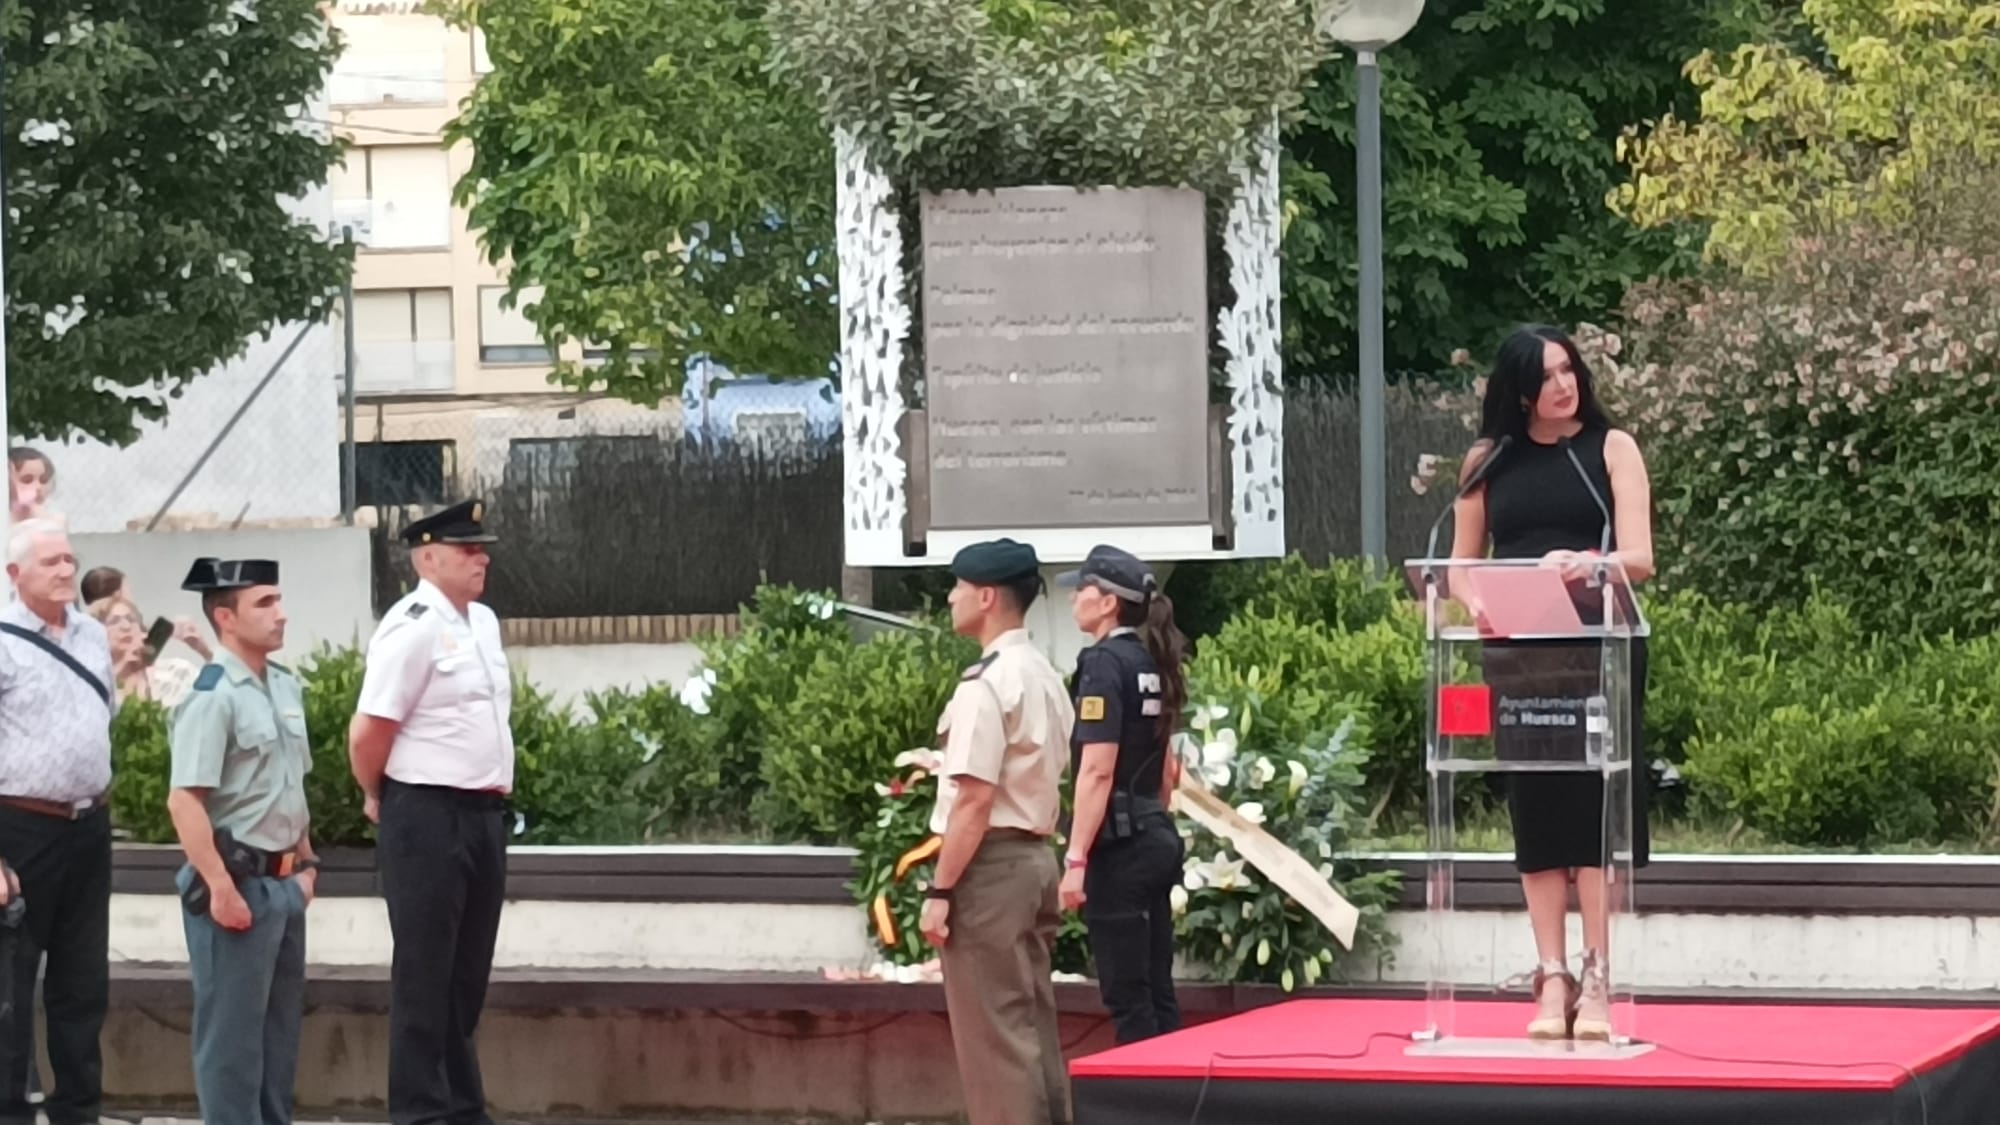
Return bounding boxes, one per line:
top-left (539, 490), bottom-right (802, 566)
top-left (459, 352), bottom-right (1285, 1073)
top-left (1069, 998), bottom-right (2000, 1125)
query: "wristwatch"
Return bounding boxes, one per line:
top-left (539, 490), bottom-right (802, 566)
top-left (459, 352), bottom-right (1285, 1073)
top-left (924, 885), bottom-right (955, 902)
top-left (1065, 854), bottom-right (1088, 871)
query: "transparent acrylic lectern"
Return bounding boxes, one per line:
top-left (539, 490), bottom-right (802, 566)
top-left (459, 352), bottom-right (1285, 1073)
top-left (1401, 556), bottom-right (1651, 1058)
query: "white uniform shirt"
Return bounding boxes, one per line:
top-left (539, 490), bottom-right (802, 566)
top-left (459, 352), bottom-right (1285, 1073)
top-left (357, 579), bottom-right (515, 793)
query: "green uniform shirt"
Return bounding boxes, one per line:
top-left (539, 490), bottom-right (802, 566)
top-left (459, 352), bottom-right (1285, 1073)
top-left (169, 649), bottom-right (313, 853)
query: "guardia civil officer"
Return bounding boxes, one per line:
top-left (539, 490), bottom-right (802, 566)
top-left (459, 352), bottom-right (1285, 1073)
top-left (348, 500), bottom-right (513, 1125)
top-left (1056, 545), bottom-right (1188, 1044)
top-left (919, 539), bottom-right (1075, 1125)
top-left (167, 558), bottom-right (317, 1125)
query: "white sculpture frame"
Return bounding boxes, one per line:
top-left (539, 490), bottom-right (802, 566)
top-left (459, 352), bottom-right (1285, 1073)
top-left (837, 126), bottom-right (1285, 567)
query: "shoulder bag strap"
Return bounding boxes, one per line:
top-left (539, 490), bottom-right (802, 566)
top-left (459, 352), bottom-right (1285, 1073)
top-left (0, 623), bottom-right (112, 706)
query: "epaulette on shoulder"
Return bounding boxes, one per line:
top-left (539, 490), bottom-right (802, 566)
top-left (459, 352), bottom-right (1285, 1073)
top-left (406, 603), bottom-right (430, 619)
top-left (192, 665), bottom-right (224, 692)
top-left (961, 652), bottom-right (1001, 681)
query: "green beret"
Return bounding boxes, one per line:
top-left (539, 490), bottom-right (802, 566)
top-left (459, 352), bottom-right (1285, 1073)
top-left (951, 538), bottom-right (1041, 585)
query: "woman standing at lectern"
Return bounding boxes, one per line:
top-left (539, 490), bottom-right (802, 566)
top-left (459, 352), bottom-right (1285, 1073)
top-left (1450, 325), bottom-right (1655, 1041)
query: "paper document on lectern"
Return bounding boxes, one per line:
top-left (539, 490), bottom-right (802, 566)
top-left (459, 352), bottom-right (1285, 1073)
top-left (1175, 775), bottom-right (1361, 948)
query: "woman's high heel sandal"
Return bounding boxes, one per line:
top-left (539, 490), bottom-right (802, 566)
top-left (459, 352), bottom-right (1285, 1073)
top-left (1572, 950), bottom-right (1613, 1042)
top-left (1526, 959), bottom-right (1577, 1040)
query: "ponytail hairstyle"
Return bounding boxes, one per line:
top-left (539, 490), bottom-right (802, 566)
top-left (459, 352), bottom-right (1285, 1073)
top-left (1117, 591), bottom-right (1191, 756)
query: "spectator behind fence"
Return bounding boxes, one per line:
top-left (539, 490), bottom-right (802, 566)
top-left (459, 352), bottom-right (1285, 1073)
top-left (7, 448), bottom-right (63, 527)
top-left (81, 567), bottom-right (213, 665)
top-left (79, 568), bottom-right (123, 606)
top-left (87, 595), bottom-right (201, 709)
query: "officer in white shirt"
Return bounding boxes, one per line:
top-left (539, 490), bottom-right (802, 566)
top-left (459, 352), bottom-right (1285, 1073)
top-left (347, 499), bottom-right (513, 1125)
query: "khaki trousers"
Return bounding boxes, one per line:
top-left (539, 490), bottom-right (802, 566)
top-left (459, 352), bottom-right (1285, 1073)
top-left (939, 831), bottom-right (1070, 1125)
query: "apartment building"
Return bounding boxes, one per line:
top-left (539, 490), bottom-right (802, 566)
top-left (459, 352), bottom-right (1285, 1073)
top-left (325, 0), bottom-right (684, 505)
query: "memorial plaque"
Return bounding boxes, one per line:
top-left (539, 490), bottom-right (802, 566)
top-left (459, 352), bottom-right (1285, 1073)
top-left (920, 186), bottom-right (1210, 530)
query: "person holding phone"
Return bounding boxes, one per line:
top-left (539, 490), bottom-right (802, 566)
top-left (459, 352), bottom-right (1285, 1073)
top-left (82, 567), bottom-right (214, 664)
top-left (87, 595), bottom-right (201, 707)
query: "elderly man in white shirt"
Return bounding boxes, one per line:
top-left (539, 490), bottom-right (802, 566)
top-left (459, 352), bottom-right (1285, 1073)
top-left (348, 499), bottom-right (513, 1125)
top-left (0, 518), bottom-right (116, 1125)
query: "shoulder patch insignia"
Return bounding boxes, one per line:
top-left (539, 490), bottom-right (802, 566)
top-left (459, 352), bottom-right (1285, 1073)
top-left (1079, 696), bottom-right (1106, 722)
top-left (961, 652), bottom-right (1000, 681)
top-left (406, 603), bottom-right (430, 619)
top-left (193, 665), bottom-right (224, 692)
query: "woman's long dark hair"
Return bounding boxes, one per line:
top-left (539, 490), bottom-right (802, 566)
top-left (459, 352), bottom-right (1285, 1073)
top-left (1477, 325), bottom-right (1615, 443)
top-left (1118, 593), bottom-right (1189, 756)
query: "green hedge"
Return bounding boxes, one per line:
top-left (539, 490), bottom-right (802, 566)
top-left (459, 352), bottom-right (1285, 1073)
top-left (109, 568), bottom-right (2000, 857)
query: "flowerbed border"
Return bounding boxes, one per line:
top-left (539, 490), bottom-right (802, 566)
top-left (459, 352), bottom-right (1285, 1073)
top-left (107, 844), bottom-right (2000, 915)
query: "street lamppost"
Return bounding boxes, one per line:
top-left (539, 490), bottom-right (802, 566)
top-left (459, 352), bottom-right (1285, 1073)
top-left (1318, 0), bottom-right (1425, 569)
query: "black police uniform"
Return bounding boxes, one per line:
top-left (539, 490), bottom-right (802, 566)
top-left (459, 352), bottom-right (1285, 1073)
top-left (1065, 551), bottom-right (1185, 1045)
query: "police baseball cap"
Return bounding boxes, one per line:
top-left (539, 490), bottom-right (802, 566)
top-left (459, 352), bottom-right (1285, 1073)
top-left (1056, 545), bottom-right (1156, 603)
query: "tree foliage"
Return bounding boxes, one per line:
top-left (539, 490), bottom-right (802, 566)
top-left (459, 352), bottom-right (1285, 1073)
top-left (1283, 0), bottom-right (1777, 381)
top-left (440, 0), bottom-right (837, 398)
top-left (1, 0), bottom-right (348, 443)
top-left (765, 0), bottom-right (1325, 196)
top-left (1582, 170), bottom-right (2000, 638)
top-left (1612, 0), bottom-right (2000, 270)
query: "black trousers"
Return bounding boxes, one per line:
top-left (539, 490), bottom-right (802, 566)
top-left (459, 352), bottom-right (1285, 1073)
top-left (1082, 818), bottom-right (1183, 1044)
top-left (0, 805), bottom-right (109, 1125)
top-left (378, 780), bottom-right (508, 1125)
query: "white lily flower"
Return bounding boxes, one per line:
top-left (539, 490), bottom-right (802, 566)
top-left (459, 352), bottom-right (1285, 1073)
top-left (1198, 730), bottom-right (1239, 786)
top-left (1208, 727), bottom-right (1240, 758)
top-left (1169, 885), bottom-right (1189, 915)
top-left (1246, 757), bottom-right (1276, 790)
top-left (678, 675), bottom-right (713, 715)
top-left (894, 747), bottom-right (943, 772)
top-left (1235, 802), bottom-right (1266, 826)
top-left (1190, 852), bottom-right (1251, 892)
top-left (1189, 703), bottom-right (1229, 732)
top-left (1288, 760), bottom-right (1309, 796)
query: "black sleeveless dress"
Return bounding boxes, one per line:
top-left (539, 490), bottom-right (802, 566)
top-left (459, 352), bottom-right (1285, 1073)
top-left (1480, 426), bottom-right (1651, 873)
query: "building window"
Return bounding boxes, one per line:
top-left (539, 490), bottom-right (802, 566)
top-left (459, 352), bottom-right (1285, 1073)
top-left (471, 26), bottom-right (493, 74)
top-left (342, 289), bottom-right (454, 394)
top-left (329, 146), bottom-right (453, 251)
top-left (344, 440), bottom-right (456, 507)
top-left (329, 21), bottom-right (448, 107)
top-left (479, 285), bottom-right (552, 364)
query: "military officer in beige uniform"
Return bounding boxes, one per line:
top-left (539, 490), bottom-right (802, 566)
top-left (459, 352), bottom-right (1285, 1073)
top-left (920, 539), bottom-right (1076, 1125)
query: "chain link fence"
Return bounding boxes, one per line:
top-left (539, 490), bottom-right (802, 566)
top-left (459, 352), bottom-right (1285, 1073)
top-left (25, 322), bottom-right (345, 534)
top-left (25, 344), bottom-right (1467, 622)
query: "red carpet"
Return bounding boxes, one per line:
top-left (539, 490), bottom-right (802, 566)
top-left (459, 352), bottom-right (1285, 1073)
top-left (1069, 998), bottom-right (2000, 1124)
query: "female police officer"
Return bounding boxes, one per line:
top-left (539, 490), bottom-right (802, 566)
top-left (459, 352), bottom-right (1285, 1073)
top-left (1056, 545), bottom-right (1189, 1044)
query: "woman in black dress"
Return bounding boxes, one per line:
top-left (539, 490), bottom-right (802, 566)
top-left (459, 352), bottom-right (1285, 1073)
top-left (1450, 326), bottom-right (1655, 1041)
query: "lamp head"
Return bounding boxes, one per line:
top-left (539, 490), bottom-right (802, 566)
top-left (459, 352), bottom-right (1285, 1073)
top-left (1317, 0), bottom-right (1426, 51)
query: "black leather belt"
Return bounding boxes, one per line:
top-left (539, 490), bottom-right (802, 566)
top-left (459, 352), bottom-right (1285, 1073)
top-left (0, 794), bottom-right (107, 820)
